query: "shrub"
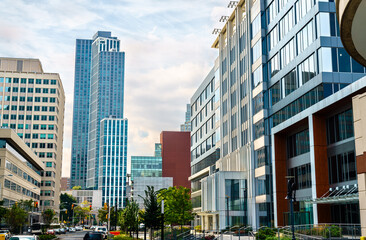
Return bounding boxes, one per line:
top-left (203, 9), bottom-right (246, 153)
top-left (194, 225), bottom-right (202, 232)
top-left (39, 235), bottom-right (57, 240)
top-left (255, 228), bottom-right (276, 240)
top-left (204, 235), bottom-right (215, 240)
top-left (113, 234), bottom-right (136, 240)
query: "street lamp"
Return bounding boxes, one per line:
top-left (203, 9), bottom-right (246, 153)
top-left (285, 176), bottom-right (296, 240)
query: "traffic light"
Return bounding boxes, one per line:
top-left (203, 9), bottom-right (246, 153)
top-left (71, 204), bottom-right (74, 210)
top-left (89, 205), bottom-right (92, 210)
top-left (65, 210), bottom-right (67, 214)
top-left (104, 202), bottom-right (108, 210)
top-left (34, 201), bottom-right (38, 208)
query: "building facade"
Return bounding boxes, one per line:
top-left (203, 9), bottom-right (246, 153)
top-left (192, 0), bottom-right (366, 231)
top-left (0, 129), bottom-right (44, 208)
top-left (99, 117), bottom-right (128, 208)
top-left (132, 177), bottom-right (173, 209)
top-left (70, 38), bottom-right (92, 189)
top-left (0, 58), bottom-right (65, 211)
top-left (60, 177), bottom-right (70, 191)
top-left (180, 104), bottom-right (192, 132)
top-left (131, 143), bottom-right (162, 181)
top-left (160, 131), bottom-right (191, 189)
top-left (87, 31), bottom-right (125, 190)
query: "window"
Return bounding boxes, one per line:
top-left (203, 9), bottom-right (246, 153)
top-left (252, 14), bottom-right (261, 38)
top-left (43, 88), bottom-right (48, 94)
top-left (252, 41), bottom-right (261, 63)
top-left (43, 79), bottom-right (49, 84)
top-left (299, 54), bottom-right (316, 85)
top-left (253, 66), bottom-right (262, 88)
top-left (42, 106), bottom-right (47, 112)
top-left (29, 79), bottom-right (34, 84)
top-left (288, 163), bottom-right (312, 190)
top-left (50, 89), bottom-right (56, 94)
top-left (267, 0), bottom-right (277, 24)
top-left (281, 38), bottom-right (295, 67)
top-left (270, 81), bottom-right (281, 106)
top-left (35, 97), bottom-right (40, 102)
top-left (279, 8), bottom-right (294, 39)
top-left (283, 69), bottom-right (297, 96)
top-left (297, 20), bottom-right (314, 54)
top-left (295, 0), bottom-right (314, 23)
top-left (36, 79), bottom-right (42, 84)
top-left (326, 109), bottom-right (354, 144)
top-left (42, 97), bottom-right (48, 102)
top-left (269, 54), bottom-right (280, 78)
top-left (287, 129), bottom-right (309, 158)
top-left (34, 115), bottom-right (40, 120)
top-left (268, 25), bottom-right (278, 51)
top-left (51, 80), bottom-right (56, 85)
top-left (35, 88), bottom-right (41, 93)
top-left (328, 151), bottom-right (356, 184)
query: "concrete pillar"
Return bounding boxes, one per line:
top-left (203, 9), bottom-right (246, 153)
top-left (352, 93), bottom-right (366, 237)
top-left (213, 214), bottom-right (217, 232)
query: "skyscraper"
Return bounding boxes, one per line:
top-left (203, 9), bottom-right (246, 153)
top-left (71, 31), bottom-right (127, 205)
top-left (180, 104), bottom-right (191, 131)
top-left (0, 57), bottom-right (65, 211)
top-left (70, 38), bottom-right (92, 189)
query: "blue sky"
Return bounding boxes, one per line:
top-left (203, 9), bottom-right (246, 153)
top-left (0, 0), bottom-right (232, 177)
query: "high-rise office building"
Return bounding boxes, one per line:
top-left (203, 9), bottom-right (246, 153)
top-left (180, 104), bottom-right (192, 131)
top-left (191, 0), bottom-right (366, 231)
top-left (71, 31), bottom-right (127, 206)
top-left (0, 57), bottom-right (65, 211)
top-left (70, 38), bottom-right (92, 189)
top-left (87, 31), bottom-right (125, 190)
top-left (99, 117), bottom-right (127, 208)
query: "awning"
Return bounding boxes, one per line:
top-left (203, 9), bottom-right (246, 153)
top-left (305, 184), bottom-right (358, 204)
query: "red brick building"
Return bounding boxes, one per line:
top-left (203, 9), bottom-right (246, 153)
top-left (160, 131), bottom-right (191, 189)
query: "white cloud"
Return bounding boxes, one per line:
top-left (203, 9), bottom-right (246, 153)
top-left (0, 0), bottom-right (229, 178)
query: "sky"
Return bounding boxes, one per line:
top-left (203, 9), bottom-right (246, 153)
top-left (0, 0), bottom-right (233, 178)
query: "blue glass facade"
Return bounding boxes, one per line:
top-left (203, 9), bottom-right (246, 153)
top-left (99, 118), bottom-right (128, 208)
top-left (131, 143), bottom-right (162, 181)
top-left (86, 31), bottom-right (125, 189)
top-left (70, 39), bottom-right (92, 189)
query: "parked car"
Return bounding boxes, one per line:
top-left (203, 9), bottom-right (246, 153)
top-left (75, 226), bottom-right (83, 231)
top-left (84, 232), bottom-right (103, 240)
top-left (90, 226), bottom-right (96, 231)
top-left (69, 227), bottom-right (76, 232)
top-left (46, 229), bottom-right (55, 235)
top-left (54, 229), bottom-right (60, 234)
top-left (59, 228), bottom-right (66, 234)
top-left (9, 235), bottom-right (38, 240)
top-left (94, 226), bottom-right (107, 239)
top-left (0, 229), bottom-right (11, 240)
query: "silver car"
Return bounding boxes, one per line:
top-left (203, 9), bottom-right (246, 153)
top-left (9, 235), bottom-right (38, 240)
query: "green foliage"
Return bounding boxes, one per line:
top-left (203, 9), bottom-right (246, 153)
top-left (194, 225), bottom-right (201, 232)
top-left (60, 193), bottom-right (77, 222)
top-left (118, 200), bottom-right (139, 233)
top-left (329, 225), bottom-right (341, 237)
top-left (158, 186), bottom-right (194, 230)
top-left (39, 235), bottom-right (57, 240)
top-left (255, 227), bottom-right (276, 240)
top-left (72, 186), bottom-right (82, 190)
top-left (98, 208), bottom-right (108, 224)
top-left (42, 209), bottom-right (56, 226)
top-left (6, 203), bottom-right (28, 233)
top-left (113, 234), bottom-right (136, 240)
top-left (139, 186), bottom-right (161, 229)
top-left (0, 200), bottom-right (8, 224)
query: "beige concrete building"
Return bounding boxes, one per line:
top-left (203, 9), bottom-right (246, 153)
top-left (0, 128), bottom-right (44, 223)
top-left (0, 58), bottom-right (65, 212)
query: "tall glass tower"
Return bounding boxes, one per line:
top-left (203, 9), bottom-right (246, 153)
top-left (70, 39), bottom-right (92, 189)
top-left (71, 31), bottom-right (126, 196)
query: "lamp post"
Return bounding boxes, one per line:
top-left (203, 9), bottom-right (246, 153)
top-left (161, 200), bottom-right (164, 240)
top-left (285, 176), bottom-right (296, 240)
top-left (225, 195), bottom-right (230, 228)
top-left (242, 188), bottom-right (247, 226)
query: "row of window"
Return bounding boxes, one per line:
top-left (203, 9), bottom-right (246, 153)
top-left (270, 55), bottom-right (316, 106)
top-left (42, 171), bottom-right (56, 178)
top-left (0, 96), bottom-right (57, 103)
top-left (191, 97), bottom-right (215, 133)
top-left (40, 190), bottom-right (55, 196)
top-left (191, 115), bottom-right (215, 147)
top-left (1, 114), bottom-right (56, 121)
top-left (191, 78), bottom-right (215, 116)
top-left (326, 109), bottom-right (354, 145)
top-left (287, 129), bottom-right (310, 158)
top-left (191, 133), bottom-right (216, 161)
top-left (2, 105), bottom-right (57, 112)
top-left (271, 84), bottom-right (325, 127)
top-left (5, 160), bottom-right (40, 187)
top-left (3, 87), bottom-right (58, 94)
top-left (320, 47), bottom-right (366, 73)
top-left (0, 77), bottom-right (57, 85)
top-left (38, 152), bottom-right (56, 159)
top-left (4, 179), bottom-right (40, 200)
top-left (15, 133), bottom-right (55, 140)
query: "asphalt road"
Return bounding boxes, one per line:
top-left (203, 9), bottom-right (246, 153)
top-left (57, 230), bottom-right (87, 240)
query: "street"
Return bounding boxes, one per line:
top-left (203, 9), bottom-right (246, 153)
top-left (58, 230), bottom-right (88, 240)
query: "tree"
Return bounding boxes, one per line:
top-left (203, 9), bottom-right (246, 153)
top-left (118, 200), bottom-right (139, 235)
top-left (6, 203), bottom-right (28, 233)
top-left (159, 186), bottom-right (194, 232)
top-left (0, 201), bottom-right (9, 224)
top-left (98, 208), bottom-right (108, 224)
top-left (74, 201), bottom-right (91, 225)
top-left (60, 193), bottom-right (77, 222)
top-left (42, 209), bottom-right (56, 226)
top-left (72, 186), bottom-right (82, 190)
top-left (139, 186), bottom-right (162, 239)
